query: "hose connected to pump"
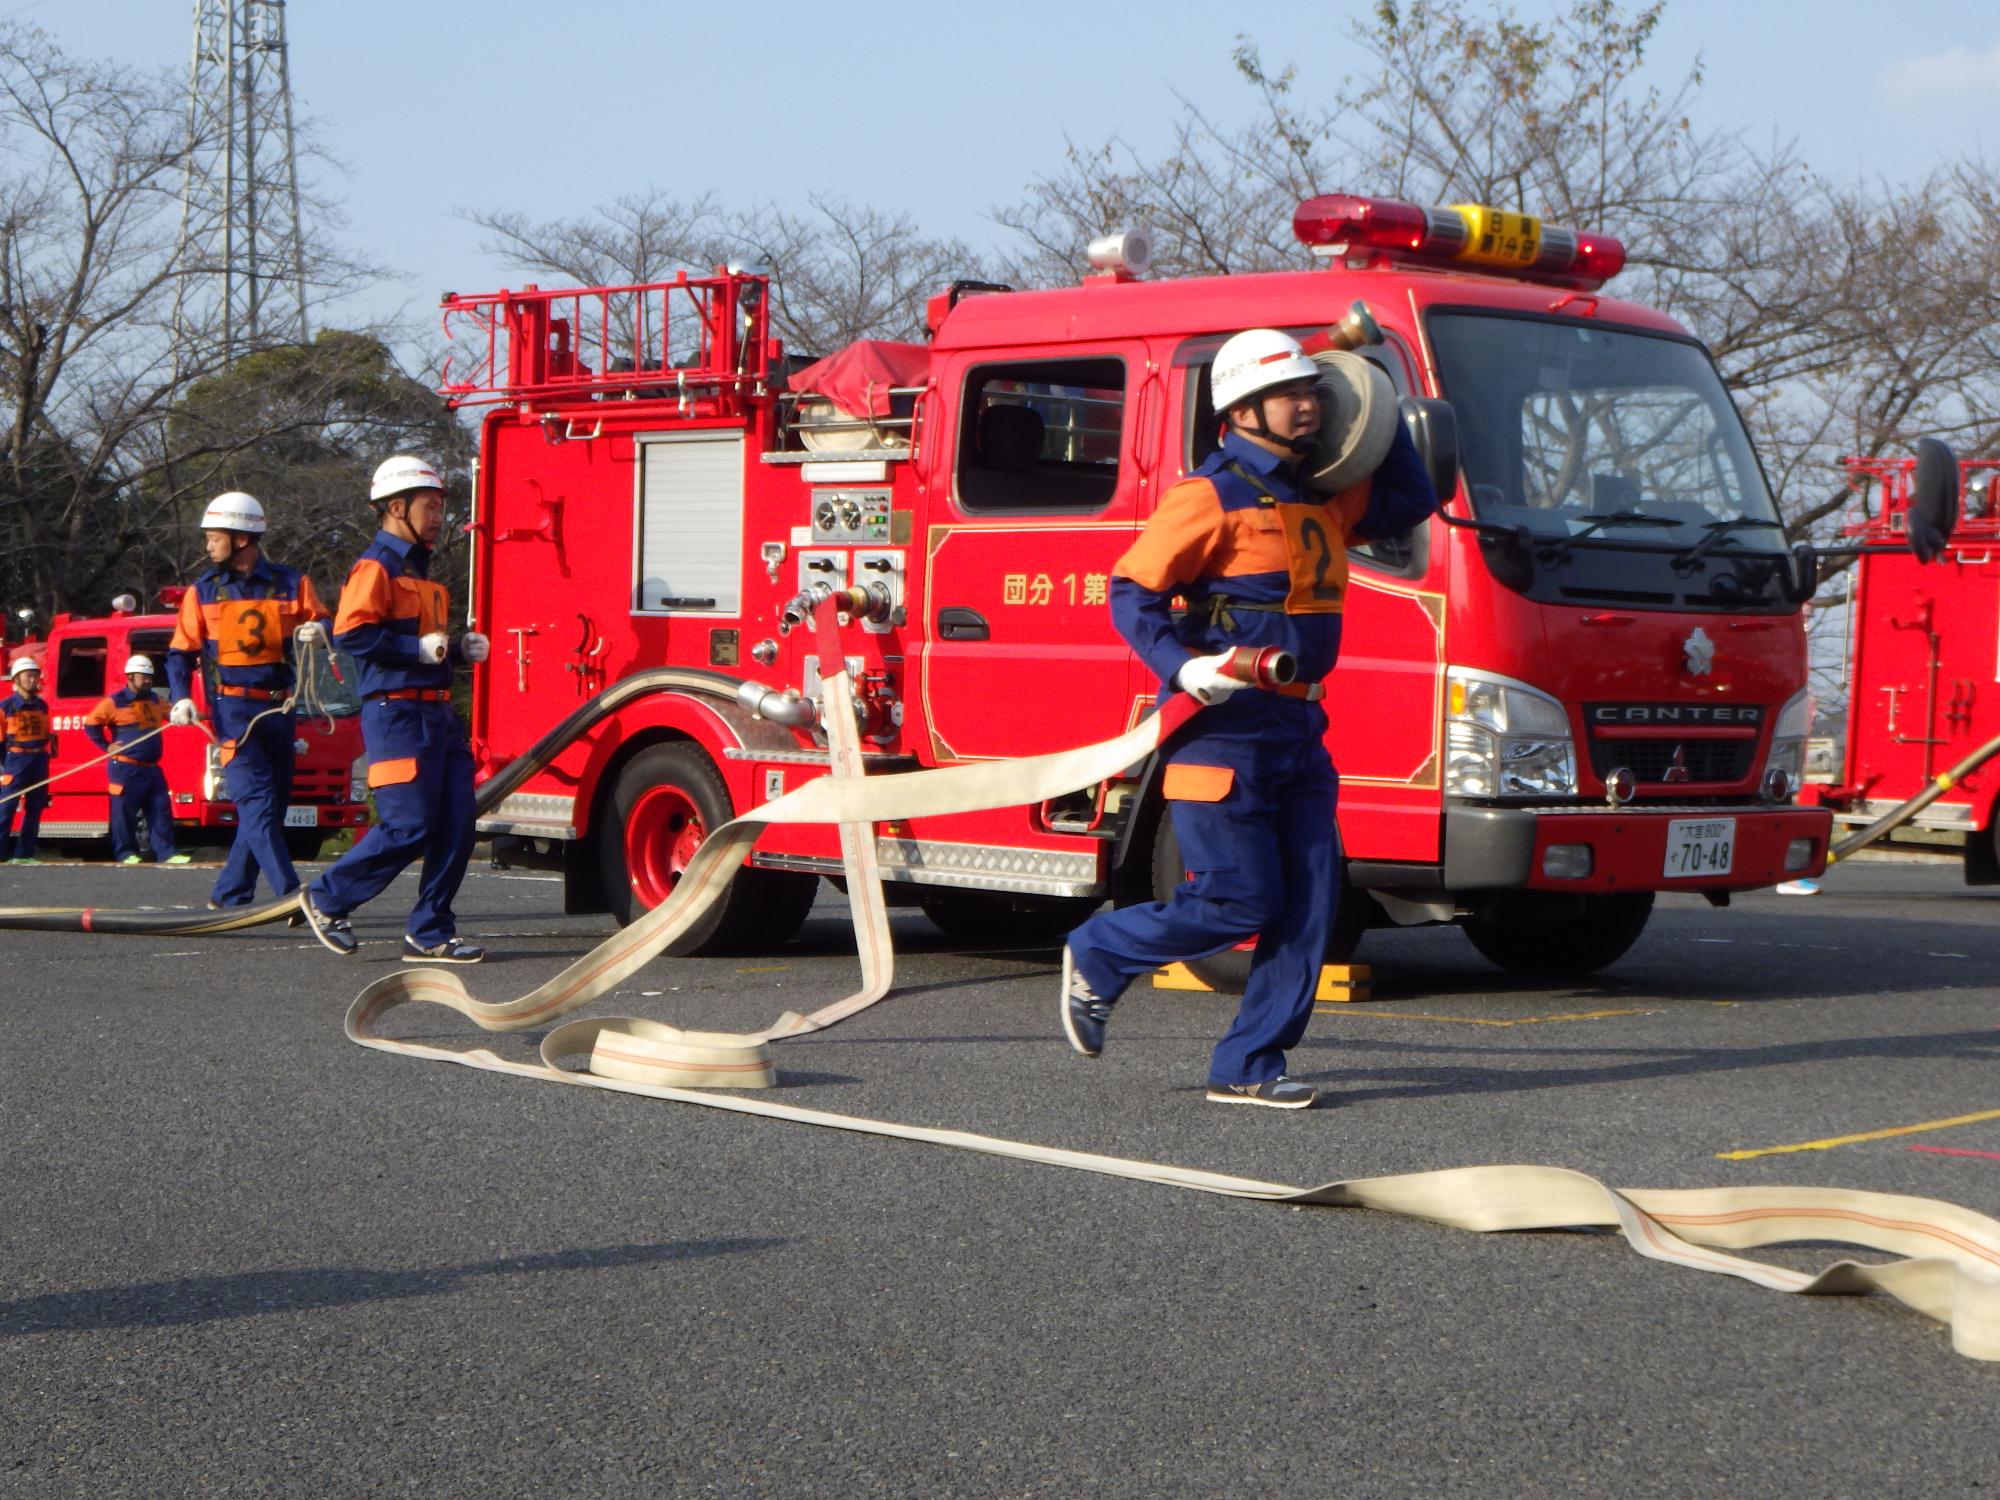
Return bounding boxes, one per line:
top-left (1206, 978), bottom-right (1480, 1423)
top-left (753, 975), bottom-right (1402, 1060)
top-left (0, 636), bottom-right (1297, 933)
top-left (1826, 729), bottom-right (2000, 864)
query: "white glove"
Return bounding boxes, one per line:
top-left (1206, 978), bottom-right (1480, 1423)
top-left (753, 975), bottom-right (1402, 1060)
top-left (459, 631), bottom-right (491, 664)
top-left (417, 632), bottom-right (449, 665)
top-left (1176, 651), bottom-right (1245, 706)
top-left (294, 620), bottom-right (327, 647)
top-left (170, 698), bottom-right (201, 726)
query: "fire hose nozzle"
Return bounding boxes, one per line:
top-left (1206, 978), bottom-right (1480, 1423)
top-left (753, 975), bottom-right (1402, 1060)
top-left (1221, 646), bottom-right (1298, 690)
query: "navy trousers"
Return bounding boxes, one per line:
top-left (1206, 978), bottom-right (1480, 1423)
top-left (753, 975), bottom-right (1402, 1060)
top-left (109, 762), bottom-right (177, 861)
top-left (0, 751), bottom-right (50, 860)
top-left (210, 701), bottom-right (299, 905)
top-left (312, 698), bottom-right (475, 947)
top-left (1068, 734), bottom-right (1339, 1087)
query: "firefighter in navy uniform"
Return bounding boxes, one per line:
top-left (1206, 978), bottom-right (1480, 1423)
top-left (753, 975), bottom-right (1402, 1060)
top-left (1059, 329), bottom-right (1438, 1108)
top-left (84, 654), bottom-right (191, 866)
top-left (166, 491), bottom-right (332, 907)
top-left (1, 655), bottom-right (54, 865)
top-left (300, 456), bottom-right (490, 963)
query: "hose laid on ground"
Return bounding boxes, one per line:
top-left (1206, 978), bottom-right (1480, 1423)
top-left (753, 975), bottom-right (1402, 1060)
top-left (1827, 730), bottom-right (2000, 863)
top-left (9, 623), bottom-right (2000, 1357)
top-left (349, 617), bottom-right (2000, 1363)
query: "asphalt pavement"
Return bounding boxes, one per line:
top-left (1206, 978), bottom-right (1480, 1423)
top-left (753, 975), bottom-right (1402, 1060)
top-left (3, 854), bottom-right (1998, 1498)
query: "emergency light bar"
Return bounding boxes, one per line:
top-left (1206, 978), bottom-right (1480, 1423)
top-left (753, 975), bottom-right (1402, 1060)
top-left (1292, 194), bottom-right (1626, 289)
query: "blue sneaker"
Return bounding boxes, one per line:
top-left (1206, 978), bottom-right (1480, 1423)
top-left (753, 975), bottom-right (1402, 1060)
top-left (1059, 945), bottom-right (1114, 1058)
top-left (298, 887), bottom-right (357, 956)
top-left (401, 934), bottom-right (485, 965)
top-left (1775, 878), bottom-right (1821, 896)
top-left (1206, 1075), bottom-right (1318, 1110)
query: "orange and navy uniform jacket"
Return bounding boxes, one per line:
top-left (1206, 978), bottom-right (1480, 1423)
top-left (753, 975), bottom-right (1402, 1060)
top-left (166, 556), bottom-right (330, 704)
top-left (1111, 424), bottom-right (1438, 726)
top-left (332, 529), bottom-right (455, 699)
top-left (2, 691), bottom-right (53, 762)
top-left (84, 687), bottom-right (169, 767)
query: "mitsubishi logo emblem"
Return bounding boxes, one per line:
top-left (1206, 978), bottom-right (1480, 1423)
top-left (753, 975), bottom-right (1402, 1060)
top-left (1683, 627), bottom-right (1715, 676)
top-left (1662, 745), bottom-right (1690, 783)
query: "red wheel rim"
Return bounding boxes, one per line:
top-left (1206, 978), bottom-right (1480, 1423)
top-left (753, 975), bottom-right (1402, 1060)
top-left (625, 784), bottom-right (706, 909)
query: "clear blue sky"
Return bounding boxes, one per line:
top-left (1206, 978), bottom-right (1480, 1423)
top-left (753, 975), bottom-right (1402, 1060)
top-left (20, 0), bottom-right (1998, 342)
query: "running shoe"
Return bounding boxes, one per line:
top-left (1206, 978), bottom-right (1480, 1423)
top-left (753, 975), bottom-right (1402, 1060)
top-left (1205, 1076), bottom-right (1318, 1110)
top-left (1059, 945), bottom-right (1114, 1058)
top-left (402, 935), bottom-right (485, 965)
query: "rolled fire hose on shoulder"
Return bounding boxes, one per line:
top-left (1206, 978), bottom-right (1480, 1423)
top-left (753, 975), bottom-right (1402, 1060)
top-left (347, 619), bottom-right (2000, 1363)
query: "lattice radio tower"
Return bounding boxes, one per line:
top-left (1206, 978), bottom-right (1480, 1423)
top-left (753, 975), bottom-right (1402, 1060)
top-left (173, 0), bottom-right (310, 362)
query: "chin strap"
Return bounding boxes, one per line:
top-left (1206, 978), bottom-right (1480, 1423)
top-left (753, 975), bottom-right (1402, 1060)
top-left (1230, 408), bottom-right (1316, 457)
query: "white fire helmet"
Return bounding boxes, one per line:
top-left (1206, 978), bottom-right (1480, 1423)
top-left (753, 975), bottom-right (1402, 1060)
top-left (370, 455), bottom-right (444, 503)
top-left (123, 654), bottom-right (156, 677)
top-left (200, 491), bottom-right (267, 535)
top-left (1210, 328), bottom-right (1320, 413)
top-left (9, 656), bottom-right (39, 681)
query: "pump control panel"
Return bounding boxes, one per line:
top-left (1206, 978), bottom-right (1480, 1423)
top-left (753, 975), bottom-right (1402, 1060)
top-left (810, 489), bottom-right (892, 544)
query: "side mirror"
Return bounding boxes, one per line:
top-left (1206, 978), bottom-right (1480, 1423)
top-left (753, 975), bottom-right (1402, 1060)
top-left (1908, 437), bottom-right (1959, 563)
top-left (1478, 526), bottom-right (1536, 593)
top-left (1781, 540), bottom-right (1819, 605)
top-left (1398, 396), bottom-right (1460, 506)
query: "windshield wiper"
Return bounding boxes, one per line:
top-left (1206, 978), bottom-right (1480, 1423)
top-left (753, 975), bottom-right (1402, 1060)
top-left (1543, 508), bottom-right (1683, 561)
top-left (1675, 517), bottom-right (1785, 569)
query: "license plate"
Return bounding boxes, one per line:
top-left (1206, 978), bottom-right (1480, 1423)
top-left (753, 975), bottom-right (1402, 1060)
top-left (1663, 817), bottom-right (1734, 878)
top-left (283, 805), bottom-right (319, 828)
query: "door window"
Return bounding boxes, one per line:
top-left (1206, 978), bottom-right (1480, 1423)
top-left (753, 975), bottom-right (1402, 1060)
top-left (955, 357), bottom-right (1125, 513)
top-left (55, 636), bottom-right (107, 699)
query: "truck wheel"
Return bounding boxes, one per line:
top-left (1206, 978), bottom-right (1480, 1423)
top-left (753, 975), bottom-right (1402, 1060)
top-left (1148, 812), bottom-right (1366, 994)
top-left (1461, 891), bottom-right (1655, 979)
top-left (916, 887), bottom-right (1102, 946)
top-left (598, 742), bottom-right (813, 954)
top-left (284, 831), bottom-right (326, 862)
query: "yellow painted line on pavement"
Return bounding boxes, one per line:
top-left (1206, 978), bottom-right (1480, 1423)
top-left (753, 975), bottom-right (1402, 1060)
top-left (735, 964), bottom-right (792, 974)
top-left (1717, 1106), bottom-right (2000, 1161)
top-left (1314, 1006), bottom-right (1644, 1028)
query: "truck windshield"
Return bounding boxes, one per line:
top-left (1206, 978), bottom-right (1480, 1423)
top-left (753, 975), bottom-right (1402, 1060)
top-left (1429, 312), bottom-right (1790, 610)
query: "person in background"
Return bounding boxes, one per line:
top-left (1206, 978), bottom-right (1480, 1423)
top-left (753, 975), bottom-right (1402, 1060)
top-left (166, 491), bottom-right (331, 907)
top-left (0, 655), bottom-right (54, 865)
top-left (85, 654), bottom-right (191, 866)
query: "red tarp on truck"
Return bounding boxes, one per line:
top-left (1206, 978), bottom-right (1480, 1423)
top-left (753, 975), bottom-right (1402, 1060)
top-left (787, 341), bottom-right (929, 418)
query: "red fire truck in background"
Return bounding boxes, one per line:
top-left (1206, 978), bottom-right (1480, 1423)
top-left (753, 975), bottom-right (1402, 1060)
top-left (4, 594), bottom-right (370, 857)
top-left (1810, 456), bottom-right (2000, 881)
top-left (449, 192), bottom-right (1944, 980)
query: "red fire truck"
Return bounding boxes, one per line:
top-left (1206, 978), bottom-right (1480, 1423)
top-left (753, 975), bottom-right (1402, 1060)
top-left (450, 193), bottom-right (1933, 979)
top-left (1812, 455), bottom-right (2000, 880)
top-left (5, 595), bottom-right (370, 857)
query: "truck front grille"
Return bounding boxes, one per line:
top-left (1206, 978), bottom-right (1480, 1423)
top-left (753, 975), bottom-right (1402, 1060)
top-left (290, 765), bottom-right (353, 803)
top-left (1586, 736), bottom-right (1756, 785)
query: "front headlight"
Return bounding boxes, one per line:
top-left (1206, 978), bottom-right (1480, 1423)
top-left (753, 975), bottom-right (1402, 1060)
top-left (1445, 668), bottom-right (1576, 798)
top-left (1762, 688), bottom-right (1812, 796)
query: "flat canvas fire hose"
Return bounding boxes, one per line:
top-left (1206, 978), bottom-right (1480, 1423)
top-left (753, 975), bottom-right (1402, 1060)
top-left (340, 627), bottom-right (2000, 1363)
top-left (5, 630), bottom-right (1998, 1356)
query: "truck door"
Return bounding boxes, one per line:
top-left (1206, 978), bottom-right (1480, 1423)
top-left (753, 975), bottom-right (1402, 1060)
top-left (45, 630), bottom-right (112, 833)
top-left (917, 347), bottom-right (1154, 761)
